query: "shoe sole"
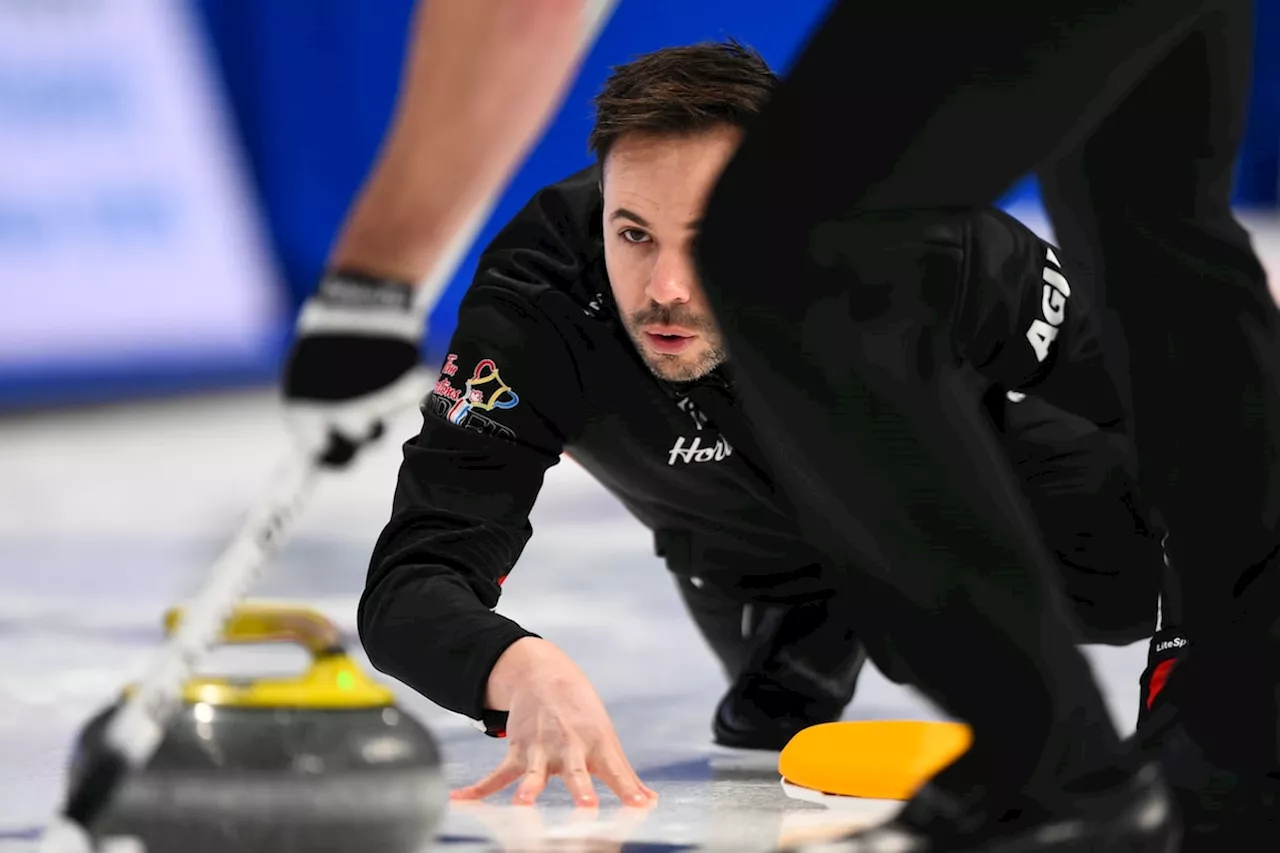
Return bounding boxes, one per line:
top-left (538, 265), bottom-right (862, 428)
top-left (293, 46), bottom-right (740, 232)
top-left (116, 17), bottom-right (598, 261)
top-left (779, 781), bottom-right (1181, 853)
top-left (780, 779), bottom-right (901, 816)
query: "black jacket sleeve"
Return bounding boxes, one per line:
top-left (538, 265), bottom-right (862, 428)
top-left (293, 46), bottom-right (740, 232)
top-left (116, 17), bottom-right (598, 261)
top-left (953, 208), bottom-right (1126, 431)
top-left (358, 183), bottom-right (592, 722)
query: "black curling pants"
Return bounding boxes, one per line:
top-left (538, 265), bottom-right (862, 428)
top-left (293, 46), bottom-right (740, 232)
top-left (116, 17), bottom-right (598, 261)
top-left (695, 0), bottom-right (1279, 803)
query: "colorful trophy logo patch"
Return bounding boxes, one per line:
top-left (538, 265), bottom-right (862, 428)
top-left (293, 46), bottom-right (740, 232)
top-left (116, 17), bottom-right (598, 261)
top-left (430, 354), bottom-right (521, 441)
top-left (448, 359), bottom-right (519, 424)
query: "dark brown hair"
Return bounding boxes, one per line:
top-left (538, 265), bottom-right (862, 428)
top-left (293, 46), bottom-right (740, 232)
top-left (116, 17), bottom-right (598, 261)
top-left (589, 39), bottom-right (778, 162)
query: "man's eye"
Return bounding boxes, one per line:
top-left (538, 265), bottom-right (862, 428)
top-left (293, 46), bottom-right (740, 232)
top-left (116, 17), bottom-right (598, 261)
top-left (620, 228), bottom-right (650, 244)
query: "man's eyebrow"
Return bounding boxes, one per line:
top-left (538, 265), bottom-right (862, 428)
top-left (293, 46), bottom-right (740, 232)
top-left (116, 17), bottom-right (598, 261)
top-left (609, 207), bottom-right (650, 228)
top-left (610, 208), bottom-right (702, 231)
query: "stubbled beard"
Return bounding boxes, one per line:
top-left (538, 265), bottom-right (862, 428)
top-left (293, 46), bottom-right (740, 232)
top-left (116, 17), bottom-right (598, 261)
top-left (624, 303), bottom-right (726, 382)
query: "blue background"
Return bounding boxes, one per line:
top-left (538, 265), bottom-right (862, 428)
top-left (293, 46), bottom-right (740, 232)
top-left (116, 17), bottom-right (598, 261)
top-left (5, 0), bottom-right (1279, 408)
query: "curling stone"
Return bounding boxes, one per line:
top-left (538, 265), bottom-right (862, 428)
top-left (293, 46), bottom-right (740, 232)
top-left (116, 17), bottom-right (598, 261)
top-left (67, 603), bottom-right (445, 853)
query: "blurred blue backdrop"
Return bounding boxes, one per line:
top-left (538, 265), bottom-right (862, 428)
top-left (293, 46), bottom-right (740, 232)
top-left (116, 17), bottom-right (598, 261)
top-left (1, 0), bottom-right (1277, 409)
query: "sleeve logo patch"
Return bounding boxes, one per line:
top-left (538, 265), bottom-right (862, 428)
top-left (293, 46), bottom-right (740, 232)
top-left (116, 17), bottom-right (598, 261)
top-left (429, 354), bottom-right (520, 440)
top-left (1025, 246), bottom-right (1071, 363)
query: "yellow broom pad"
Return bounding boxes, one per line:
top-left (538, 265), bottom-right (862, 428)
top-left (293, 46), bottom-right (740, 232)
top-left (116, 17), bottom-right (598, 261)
top-left (778, 720), bottom-right (972, 801)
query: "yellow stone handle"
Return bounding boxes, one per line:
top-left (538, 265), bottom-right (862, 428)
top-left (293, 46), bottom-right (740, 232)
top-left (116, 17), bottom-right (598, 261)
top-left (163, 602), bottom-right (343, 659)
top-left (153, 602), bottom-right (394, 708)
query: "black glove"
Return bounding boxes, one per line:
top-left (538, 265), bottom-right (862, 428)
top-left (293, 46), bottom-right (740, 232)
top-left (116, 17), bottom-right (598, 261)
top-left (282, 269), bottom-right (431, 467)
top-left (1137, 625), bottom-right (1189, 730)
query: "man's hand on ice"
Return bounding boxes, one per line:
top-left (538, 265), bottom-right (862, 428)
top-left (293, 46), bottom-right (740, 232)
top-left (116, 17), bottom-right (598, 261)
top-left (452, 637), bottom-right (659, 808)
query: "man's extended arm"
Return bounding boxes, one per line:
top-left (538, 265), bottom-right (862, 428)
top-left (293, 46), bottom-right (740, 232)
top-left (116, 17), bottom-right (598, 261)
top-left (356, 178), bottom-right (596, 720)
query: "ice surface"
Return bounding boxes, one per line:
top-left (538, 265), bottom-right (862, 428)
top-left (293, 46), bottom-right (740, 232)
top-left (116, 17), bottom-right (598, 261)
top-left (0, 390), bottom-right (1151, 851)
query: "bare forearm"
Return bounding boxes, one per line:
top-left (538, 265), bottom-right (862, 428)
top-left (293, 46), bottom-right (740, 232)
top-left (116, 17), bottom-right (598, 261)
top-left (330, 0), bottom-right (592, 284)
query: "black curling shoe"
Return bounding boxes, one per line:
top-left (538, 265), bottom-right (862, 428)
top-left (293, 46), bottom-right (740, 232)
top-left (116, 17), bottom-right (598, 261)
top-left (776, 762), bottom-right (1179, 853)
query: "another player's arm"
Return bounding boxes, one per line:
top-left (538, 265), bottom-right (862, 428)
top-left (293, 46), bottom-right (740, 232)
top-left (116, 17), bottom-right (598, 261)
top-left (284, 1), bottom-right (605, 466)
top-left (954, 208), bottom-right (1127, 431)
top-left (329, 0), bottom-right (595, 284)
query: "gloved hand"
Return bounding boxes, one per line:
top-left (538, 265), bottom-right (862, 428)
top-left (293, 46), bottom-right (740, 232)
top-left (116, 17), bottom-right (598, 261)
top-left (282, 269), bottom-right (432, 468)
top-left (1137, 624), bottom-right (1188, 730)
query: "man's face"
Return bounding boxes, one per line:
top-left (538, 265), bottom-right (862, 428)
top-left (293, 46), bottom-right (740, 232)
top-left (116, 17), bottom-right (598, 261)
top-left (602, 126), bottom-right (739, 382)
